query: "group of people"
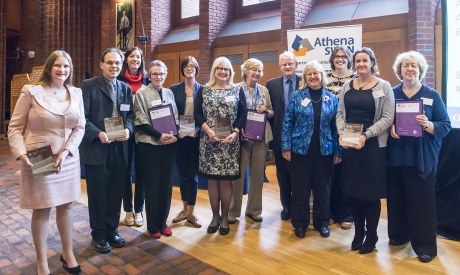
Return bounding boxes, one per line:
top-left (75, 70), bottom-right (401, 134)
top-left (7, 45), bottom-right (450, 274)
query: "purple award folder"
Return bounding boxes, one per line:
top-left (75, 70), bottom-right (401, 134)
top-left (244, 110), bottom-right (267, 141)
top-left (148, 104), bottom-right (178, 135)
top-left (395, 100), bottom-right (423, 137)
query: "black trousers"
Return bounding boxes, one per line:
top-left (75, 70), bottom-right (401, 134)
top-left (273, 149), bottom-right (292, 212)
top-left (290, 151), bottom-right (333, 229)
top-left (122, 135), bottom-right (144, 213)
top-left (387, 166), bottom-right (437, 256)
top-left (137, 142), bottom-right (176, 233)
top-left (176, 136), bottom-right (200, 205)
top-left (85, 142), bottom-right (126, 241)
top-left (330, 162), bottom-right (353, 223)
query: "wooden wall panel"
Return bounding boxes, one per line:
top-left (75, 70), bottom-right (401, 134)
top-left (364, 41), bottom-right (401, 86)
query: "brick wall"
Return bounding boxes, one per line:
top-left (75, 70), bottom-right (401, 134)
top-left (280, 0), bottom-right (316, 52)
top-left (0, 1), bottom-right (5, 134)
top-left (198, 0), bottom-right (234, 84)
top-left (408, 0), bottom-right (437, 87)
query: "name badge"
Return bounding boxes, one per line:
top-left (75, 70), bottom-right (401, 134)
top-left (421, 97), bottom-right (433, 106)
top-left (301, 98), bottom-right (311, 107)
top-left (120, 104), bottom-right (130, 111)
top-left (225, 96), bottom-right (235, 102)
top-left (151, 99), bottom-right (162, 107)
top-left (372, 90), bottom-right (385, 98)
top-left (29, 86), bottom-right (44, 95)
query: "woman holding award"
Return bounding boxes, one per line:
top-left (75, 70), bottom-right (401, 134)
top-left (386, 51), bottom-right (450, 263)
top-left (324, 47), bottom-right (356, 230)
top-left (118, 46), bottom-right (149, 228)
top-left (194, 57), bottom-right (247, 235)
top-left (170, 56), bottom-right (203, 228)
top-left (228, 58), bottom-right (273, 224)
top-left (134, 60), bottom-right (178, 239)
top-left (336, 47), bottom-right (394, 254)
top-left (281, 60), bottom-right (339, 239)
top-left (8, 50), bottom-right (84, 275)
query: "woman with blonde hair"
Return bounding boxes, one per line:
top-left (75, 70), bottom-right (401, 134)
top-left (8, 50), bottom-right (84, 274)
top-left (194, 57), bottom-right (247, 235)
top-left (228, 58), bottom-right (273, 224)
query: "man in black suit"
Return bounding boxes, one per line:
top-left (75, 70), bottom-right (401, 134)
top-left (80, 48), bottom-right (134, 253)
top-left (266, 51), bottom-right (301, 220)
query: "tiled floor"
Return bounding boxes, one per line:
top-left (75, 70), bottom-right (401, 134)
top-left (0, 138), bottom-right (226, 275)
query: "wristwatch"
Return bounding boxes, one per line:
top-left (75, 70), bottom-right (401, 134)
top-left (424, 121), bottom-right (430, 129)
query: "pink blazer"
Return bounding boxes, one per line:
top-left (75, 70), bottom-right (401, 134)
top-left (8, 84), bottom-right (85, 160)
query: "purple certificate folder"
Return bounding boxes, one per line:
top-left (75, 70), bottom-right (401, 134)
top-left (244, 110), bottom-right (266, 141)
top-left (395, 100), bottom-right (423, 137)
top-left (148, 104), bottom-right (178, 135)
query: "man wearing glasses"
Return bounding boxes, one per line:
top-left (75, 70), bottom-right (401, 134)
top-left (266, 51), bottom-right (301, 221)
top-left (80, 48), bottom-right (134, 253)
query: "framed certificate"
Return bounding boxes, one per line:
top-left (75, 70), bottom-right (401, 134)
top-left (395, 100), bottom-right (423, 137)
top-left (244, 110), bottom-right (266, 141)
top-left (148, 104), bottom-right (178, 135)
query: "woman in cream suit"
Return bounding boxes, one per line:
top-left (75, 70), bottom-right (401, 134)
top-left (229, 58), bottom-right (273, 224)
top-left (8, 51), bottom-right (85, 275)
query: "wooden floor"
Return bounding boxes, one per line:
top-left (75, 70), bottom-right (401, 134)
top-left (78, 164), bottom-right (460, 275)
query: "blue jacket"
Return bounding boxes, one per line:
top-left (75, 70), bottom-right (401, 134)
top-left (281, 87), bottom-right (339, 156)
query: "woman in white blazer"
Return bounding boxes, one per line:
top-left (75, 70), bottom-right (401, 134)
top-left (8, 51), bottom-right (85, 275)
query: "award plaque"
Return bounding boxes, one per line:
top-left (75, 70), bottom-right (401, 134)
top-left (395, 100), bottom-right (423, 137)
top-left (244, 110), bottom-right (266, 141)
top-left (214, 117), bottom-right (231, 139)
top-left (104, 117), bottom-right (125, 140)
top-left (342, 123), bottom-right (363, 146)
top-left (27, 145), bottom-right (58, 177)
top-left (149, 104), bottom-right (178, 135)
top-left (179, 115), bottom-right (196, 136)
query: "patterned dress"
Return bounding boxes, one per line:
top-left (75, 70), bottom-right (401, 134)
top-left (197, 85), bottom-right (246, 180)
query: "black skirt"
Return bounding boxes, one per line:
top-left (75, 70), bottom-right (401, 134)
top-left (341, 137), bottom-right (387, 200)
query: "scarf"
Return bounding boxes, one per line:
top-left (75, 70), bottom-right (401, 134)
top-left (124, 70), bottom-right (143, 93)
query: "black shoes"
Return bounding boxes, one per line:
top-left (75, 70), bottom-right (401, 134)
top-left (316, 227), bottom-right (330, 238)
top-left (359, 235), bottom-right (378, 254)
top-left (207, 217), bottom-right (221, 234)
top-left (60, 255), bottom-right (81, 274)
top-left (219, 226), bottom-right (230, 235)
top-left (389, 239), bottom-right (409, 246)
top-left (351, 233), bottom-right (365, 251)
top-left (294, 227), bottom-right (306, 238)
top-left (280, 209), bottom-right (291, 220)
top-left (107, 234), bottom-right (126, 248)
top-left (418, 254), bottom-right (434, 263)
top-left (92, 239), bottom-right (111, 253)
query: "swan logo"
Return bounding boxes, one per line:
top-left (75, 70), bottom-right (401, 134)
top-left (291, 35), bottom-right (314, 57)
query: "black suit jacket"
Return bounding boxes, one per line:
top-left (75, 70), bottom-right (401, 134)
top-left (79, 75), bottom-right (134, 165)
top-left (266, 75), bottom-right (301, 151)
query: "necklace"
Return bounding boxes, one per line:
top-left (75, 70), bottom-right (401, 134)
top-left (357, 76), bottom-right (373, 90)
top-left (50, 86), bottom-right (64, 95)
top-left (311, 96), bottom-right (322, 103)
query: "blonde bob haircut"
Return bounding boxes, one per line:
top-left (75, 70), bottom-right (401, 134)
top-left (299, 60), bottom-right (328, 90)
top-left (208, 56), bottom-right (234, 87)
top-left (392, 50), bottom-right (428, 82)
top-left (241, 58), bottom-right (264, 79)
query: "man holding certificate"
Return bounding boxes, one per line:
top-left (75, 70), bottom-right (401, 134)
top-left (229, 58), bottom-right (273, 224)
top-left (387, 51), bottom-right (451, 263)
top-left (134, 60), bottom-right (179, 239)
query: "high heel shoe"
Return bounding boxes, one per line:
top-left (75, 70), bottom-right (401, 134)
top-left (60, 255), bottom-right (81, 274)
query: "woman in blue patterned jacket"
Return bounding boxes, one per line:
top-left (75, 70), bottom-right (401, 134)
top-left (281, 60), bottom-right (340, 239)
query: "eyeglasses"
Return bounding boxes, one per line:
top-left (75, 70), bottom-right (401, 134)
top-left (104, 61), bottom-right (121, 66)
top-left (150, 72), bottom-right (165, 77)
top-left (334, 55), bottom-right (348, 60)
top-left (281, 63), bottom-right (295, 68)
top-left (216, 67), bottom-right (230, 72)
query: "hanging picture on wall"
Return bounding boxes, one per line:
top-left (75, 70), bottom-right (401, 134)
top-left (116, 0), bottom-right (135, 51)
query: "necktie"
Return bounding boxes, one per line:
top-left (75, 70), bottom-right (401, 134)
top-left (109, 83), bottom-right (118, 117)
top-left (287, 79), bottom-right (294, 96)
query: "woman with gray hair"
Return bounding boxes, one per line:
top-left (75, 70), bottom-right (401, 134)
top-left (194, 57), bottom-right (247, 235)
top-left (281, 60), bottom-right (340, 239)
top-left (228, 58), bottom-right (273, 224)
top-left (386, 51), bottom-right (451, 263)
top-left (134, 60), bottom-right (179, 239)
